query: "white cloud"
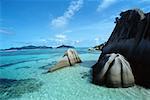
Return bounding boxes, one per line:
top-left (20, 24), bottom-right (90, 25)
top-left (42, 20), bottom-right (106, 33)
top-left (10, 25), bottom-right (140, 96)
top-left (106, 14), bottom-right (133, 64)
top-left (97, 0), bottom-right (117, 11)
top-left (94, 37), bottom-right (99, 41)
top-left (0, 29), bottom-right (12, 34)
top-left (70, 40), bottom-right (80, 46)
top-left (48, 34), bottom-right (81, 46)
top-left (51, 17), bottom-right (67, 28)
top-left (54, 34), bottom-right (67, 45)
top-left (51, 0), bottom-right (83, 28)
top-left (39, 39), bottom-right (48, 43)
top-left (75, 40), bottom-right (80, 43)
top-left (94, 37), bottom-right (100, 45)
top-left (55, 34), bottom-right (66, 39)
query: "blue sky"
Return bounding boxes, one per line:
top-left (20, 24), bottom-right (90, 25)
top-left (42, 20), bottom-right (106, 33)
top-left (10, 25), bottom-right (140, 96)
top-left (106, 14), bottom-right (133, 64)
top-left (0, 0), bottom-right (150, 48)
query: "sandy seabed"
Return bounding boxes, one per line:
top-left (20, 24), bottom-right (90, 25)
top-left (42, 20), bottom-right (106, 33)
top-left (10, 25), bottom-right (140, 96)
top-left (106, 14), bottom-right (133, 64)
top-left (0, 50), bottom-right (150, 100)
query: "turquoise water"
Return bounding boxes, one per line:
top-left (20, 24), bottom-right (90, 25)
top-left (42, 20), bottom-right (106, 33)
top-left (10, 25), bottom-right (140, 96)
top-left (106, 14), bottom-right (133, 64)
top-left (0, 48), bottom-right (150, 100)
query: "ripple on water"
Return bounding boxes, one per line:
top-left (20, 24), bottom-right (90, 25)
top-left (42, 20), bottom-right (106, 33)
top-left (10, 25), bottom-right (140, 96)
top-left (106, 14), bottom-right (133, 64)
top-left (0, 78), bottom-right (43, 100)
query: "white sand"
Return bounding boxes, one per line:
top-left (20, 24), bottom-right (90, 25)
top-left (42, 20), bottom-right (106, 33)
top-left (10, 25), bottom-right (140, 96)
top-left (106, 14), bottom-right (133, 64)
top-left (17, 64), bottom-right (150, 100)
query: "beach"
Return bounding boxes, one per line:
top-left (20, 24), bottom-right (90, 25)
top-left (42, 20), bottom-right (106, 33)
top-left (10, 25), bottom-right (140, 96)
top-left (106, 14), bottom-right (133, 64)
top-left (0, 48), bottom-right (150, 100)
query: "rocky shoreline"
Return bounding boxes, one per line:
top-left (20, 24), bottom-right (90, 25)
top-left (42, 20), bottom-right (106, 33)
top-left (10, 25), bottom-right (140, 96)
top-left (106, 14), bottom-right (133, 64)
top-left (92, 9), bottom-right (150, 88)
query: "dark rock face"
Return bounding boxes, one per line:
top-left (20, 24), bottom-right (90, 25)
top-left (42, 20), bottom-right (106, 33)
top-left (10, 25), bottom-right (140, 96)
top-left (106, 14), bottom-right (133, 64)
top-left (92, 53), bottom-right (135, 88)
top-left (92, 9), bottom-right (150, 88)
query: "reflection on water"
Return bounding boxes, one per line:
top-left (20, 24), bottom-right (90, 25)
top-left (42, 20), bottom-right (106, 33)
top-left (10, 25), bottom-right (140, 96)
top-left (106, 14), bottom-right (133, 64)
top-left (0, 78), bottom-right (43, 100)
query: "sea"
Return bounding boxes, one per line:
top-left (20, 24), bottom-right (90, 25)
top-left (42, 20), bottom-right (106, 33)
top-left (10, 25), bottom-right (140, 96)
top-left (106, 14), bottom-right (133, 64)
top-left (0, 48), bottom-right (150, 100)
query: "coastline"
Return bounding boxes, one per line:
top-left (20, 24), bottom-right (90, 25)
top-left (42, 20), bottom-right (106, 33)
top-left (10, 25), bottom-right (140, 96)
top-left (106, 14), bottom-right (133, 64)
top-left (1, 1), bottom-right (150, 99)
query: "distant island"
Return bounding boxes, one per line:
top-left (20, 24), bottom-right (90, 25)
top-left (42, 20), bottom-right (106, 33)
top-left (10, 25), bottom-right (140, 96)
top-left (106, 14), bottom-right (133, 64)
top-left (1, 45), bottom-right (53, 51)
top-left (0, 45), bottom-right (75, 51)
top-left (56, 45), bottom-right (75, 49)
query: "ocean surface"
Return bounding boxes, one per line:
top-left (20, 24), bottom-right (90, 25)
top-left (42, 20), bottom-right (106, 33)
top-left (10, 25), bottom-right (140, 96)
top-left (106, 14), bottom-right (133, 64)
top-left (0, 48), bottom-right (150, 100)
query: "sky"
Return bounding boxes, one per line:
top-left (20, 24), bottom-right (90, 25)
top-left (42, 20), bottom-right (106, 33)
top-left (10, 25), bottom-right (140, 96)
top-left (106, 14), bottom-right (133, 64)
top-left (0, 0), bottom-right (150, 49)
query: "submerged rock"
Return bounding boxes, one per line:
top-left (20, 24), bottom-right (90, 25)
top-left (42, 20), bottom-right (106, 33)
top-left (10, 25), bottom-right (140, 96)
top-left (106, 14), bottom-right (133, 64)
top-left (0, 78), bottom-right (42, 100)
top-left (92, 53), bottom-right (135, 88)
top-left (92, 9), bottom-right (150, 88)
top-left (48, 49), bottom-right (82, 72)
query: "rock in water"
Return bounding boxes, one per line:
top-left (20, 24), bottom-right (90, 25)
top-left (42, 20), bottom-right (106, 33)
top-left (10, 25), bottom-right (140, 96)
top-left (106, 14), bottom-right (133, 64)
top-left (92, 53), bottom-right (135, 88)
top-left (48, 49), bottom-right (82, 72)
top-left (65, 48), bottom-right (82, 65)
top-left (93, 42), bottom-right (106, 51)
top-left (92, 9), bottom-right (150, 88)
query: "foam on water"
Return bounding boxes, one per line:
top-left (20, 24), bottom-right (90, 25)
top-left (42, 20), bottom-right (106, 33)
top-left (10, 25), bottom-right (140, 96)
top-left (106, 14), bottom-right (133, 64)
top-left (0, 48), bottom-right (150, 100)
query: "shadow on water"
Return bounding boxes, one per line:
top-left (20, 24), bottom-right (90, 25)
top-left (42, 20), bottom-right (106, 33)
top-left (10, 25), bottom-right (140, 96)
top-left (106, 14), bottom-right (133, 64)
top-left (15, 66), bottom-right (31, 70)
top-left (79, 60), bottom-right (96, 81)
top-left (80, 60), bottom-right (97, 68)
top-left (0, 78), bottom-right (43, 100)
top-left (39, 61), bottom-right (57, 70)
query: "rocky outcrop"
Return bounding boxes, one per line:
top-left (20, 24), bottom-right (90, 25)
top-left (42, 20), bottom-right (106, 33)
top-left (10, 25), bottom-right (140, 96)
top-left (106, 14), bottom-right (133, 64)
top-left (92, 53), bottom-right (135, 88)
top-left (92, 9), bottom-right (150, 88)
top-left (88, 42), bottom-right (106, 51)
top-left (48, 49), bottom-right (82, 72)
top-left (93, 42), bottom-right (106, 51)
top-left (88, 48), bottom-right (95, 51)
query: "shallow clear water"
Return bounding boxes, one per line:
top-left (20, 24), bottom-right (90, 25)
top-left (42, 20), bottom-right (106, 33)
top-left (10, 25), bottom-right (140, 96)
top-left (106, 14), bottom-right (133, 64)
top-left (0, 48), bottom-right (150, 100)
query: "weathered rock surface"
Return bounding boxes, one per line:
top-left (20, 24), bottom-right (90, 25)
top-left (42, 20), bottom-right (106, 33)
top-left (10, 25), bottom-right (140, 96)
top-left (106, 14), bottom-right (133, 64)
top-left (92, 53), bottom-right (135, 88)
top-left (48, 49), bottom-right (82, 72)
top-left (92, 9), bottom-right (150, 88)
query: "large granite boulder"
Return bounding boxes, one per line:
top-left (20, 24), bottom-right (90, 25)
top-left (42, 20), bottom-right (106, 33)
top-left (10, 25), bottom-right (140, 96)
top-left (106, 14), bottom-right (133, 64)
top-left (92, 9), bottom-right (150, 88)
top-left (48, 49), bottom-right (82, 72)
top-left (92, 53), bottom-right (135, 88)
